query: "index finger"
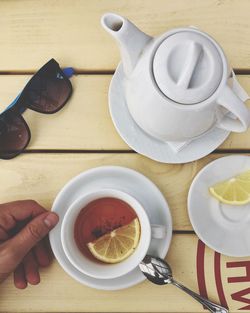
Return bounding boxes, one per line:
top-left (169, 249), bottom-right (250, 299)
top-left (0, 200), bottom-right (48, 231)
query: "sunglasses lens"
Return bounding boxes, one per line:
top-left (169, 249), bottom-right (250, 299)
top-left (0, 112), bottom-right (30, 159)
top-left (23, 61), bottom-right (72, 114)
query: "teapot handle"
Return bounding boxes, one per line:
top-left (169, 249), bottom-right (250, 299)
top-left (216, 85), bottom-right (250, 132)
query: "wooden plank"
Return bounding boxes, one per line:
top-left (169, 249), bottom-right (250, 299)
top-left (0, 75), bottom-right (249, 151)
top-left (1, 234), bottom-right (249, 312)
top-left (0, 152), bottom-right (230, 231)
top-left (1, 0), bottom-right (250, 71)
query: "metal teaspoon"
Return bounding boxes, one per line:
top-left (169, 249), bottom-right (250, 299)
top-left (139, 255), bottom-right (228, 313)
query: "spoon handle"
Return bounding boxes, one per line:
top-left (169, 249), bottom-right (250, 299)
top-left (171, 280), bottom-right (228, 313)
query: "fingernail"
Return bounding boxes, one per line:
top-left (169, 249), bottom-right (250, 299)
top-left (44, 213), bottom-right (59, 228)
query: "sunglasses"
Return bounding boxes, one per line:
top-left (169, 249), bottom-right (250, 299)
top-left (0, 59), bottom-right (73, 160)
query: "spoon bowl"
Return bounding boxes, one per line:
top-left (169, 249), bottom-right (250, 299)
top-left (139, 254), bottom-right (173, 285)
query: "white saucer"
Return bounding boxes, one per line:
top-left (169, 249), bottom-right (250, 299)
top-left (109, 64), bottom-right (230, 164)
top-left (49, 166), bottom-right (172, 290)
top-left (188, 155), bottom-right (250, 257)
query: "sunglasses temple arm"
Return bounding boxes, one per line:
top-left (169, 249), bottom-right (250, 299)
top-left (63, 67), bottom-right (74, 78)
top-left (4, 93), bottom-right (26, 114)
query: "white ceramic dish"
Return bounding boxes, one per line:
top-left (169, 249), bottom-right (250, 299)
top-left (109, 64), bottom-right (230, 164)
top-left (188, 155), bottom-right (250, 257)
top-left (49, 166), bottom-right (172, 290)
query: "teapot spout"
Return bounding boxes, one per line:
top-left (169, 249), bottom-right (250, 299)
top-left (101, 13), bottom-right (152, 76)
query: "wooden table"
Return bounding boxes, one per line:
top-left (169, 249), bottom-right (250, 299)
top-left (0, 1), bottom-right (250, 312)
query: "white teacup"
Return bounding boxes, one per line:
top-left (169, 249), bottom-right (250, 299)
top-left (61, 189), bottom-right (166, 280)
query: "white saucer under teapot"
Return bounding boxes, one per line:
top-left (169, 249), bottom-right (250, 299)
top-left (101, 13), bottom-right (250, 142)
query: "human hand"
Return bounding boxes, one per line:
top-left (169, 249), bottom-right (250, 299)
top-left (0, 200), bottom-right (59, 289)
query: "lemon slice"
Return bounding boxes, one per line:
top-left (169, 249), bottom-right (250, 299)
top-left (87, 218), bottom-right (140, 264)
top-left (209, 170), bottom-right (250, 205)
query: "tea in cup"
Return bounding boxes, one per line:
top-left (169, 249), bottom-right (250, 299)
top-left (61, 189), bottom-right (166, 279)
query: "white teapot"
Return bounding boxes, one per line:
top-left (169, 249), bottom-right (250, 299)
top-left (101, 13), bottom-right (250, 142)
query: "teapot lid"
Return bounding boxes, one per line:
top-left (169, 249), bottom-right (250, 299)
top-left (153, 31), bottom-right (223, 104)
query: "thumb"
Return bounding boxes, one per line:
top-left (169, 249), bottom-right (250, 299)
top-left (8, 212), bottom-right (59, 262)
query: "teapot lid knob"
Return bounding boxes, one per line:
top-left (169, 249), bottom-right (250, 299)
top-left (152, 30), bottom-right (223, 104)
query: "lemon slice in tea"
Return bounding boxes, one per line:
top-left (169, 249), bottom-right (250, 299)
top-left (209, 170), bottom-right (250, 205)
top-left (87, 218), bottom-right (140, 264)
